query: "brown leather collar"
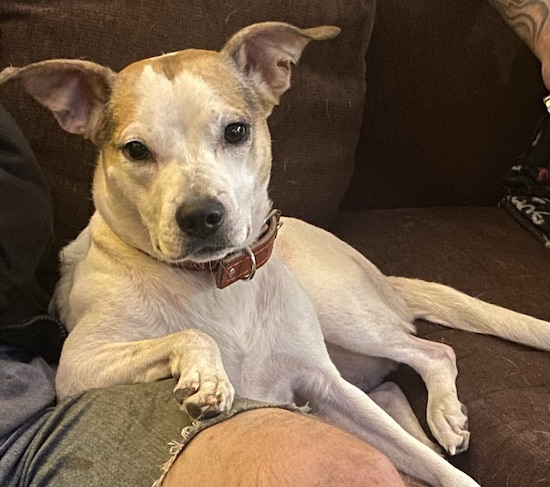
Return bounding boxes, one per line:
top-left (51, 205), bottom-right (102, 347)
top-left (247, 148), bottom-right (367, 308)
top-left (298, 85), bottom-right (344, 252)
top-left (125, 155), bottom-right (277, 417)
top-left (183, 209), bottom-right (281, 289)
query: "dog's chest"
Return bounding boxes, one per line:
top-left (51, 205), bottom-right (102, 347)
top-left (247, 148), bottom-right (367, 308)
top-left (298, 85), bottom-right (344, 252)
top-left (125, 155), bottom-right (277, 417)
top-left (140, 260), bottom-right (300, 396)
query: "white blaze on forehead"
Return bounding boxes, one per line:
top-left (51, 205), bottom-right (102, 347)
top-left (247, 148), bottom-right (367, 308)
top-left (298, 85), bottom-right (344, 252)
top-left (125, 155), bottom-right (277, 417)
top-left (128, 64), bottom-right (231, 153)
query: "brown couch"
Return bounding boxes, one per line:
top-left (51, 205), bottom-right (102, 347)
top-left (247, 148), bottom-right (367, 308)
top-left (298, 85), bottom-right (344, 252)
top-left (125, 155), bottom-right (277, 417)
top-left (1, 1), bottom-right (549, 486)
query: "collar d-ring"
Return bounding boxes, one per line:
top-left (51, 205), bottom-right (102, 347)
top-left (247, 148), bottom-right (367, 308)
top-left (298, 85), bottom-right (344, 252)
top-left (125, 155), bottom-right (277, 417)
top-left (183, 209), bottom-right (280, 288)
top-left (242, 245), bottom-right (257, 281)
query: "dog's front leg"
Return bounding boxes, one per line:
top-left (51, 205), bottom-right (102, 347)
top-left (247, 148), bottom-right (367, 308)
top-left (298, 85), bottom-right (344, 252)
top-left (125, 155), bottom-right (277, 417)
top-left (57, 327), bottom-right (234, 419)
top-left (297, 368), bottom-right (479, 487)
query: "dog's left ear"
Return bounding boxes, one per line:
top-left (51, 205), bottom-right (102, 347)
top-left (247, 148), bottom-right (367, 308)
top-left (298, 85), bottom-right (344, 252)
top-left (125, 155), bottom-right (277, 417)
top-left (0, 59), bottom-right (116, 141)
top-left (221, 22), bottom-right (340, 110)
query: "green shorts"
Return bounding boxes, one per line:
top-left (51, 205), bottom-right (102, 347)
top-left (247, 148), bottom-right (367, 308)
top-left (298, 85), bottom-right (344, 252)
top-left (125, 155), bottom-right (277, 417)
top-left (0, 379), bottom-right (305, 487)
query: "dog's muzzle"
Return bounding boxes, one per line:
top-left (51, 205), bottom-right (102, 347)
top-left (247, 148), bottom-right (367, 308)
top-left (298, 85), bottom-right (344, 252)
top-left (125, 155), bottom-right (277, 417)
top-left (184, 209), bottom-right (281, 289)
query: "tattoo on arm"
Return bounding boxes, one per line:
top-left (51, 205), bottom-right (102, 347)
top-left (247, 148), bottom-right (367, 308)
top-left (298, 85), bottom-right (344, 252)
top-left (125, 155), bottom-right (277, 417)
top-left (488, 0), bottom-right (549, 53)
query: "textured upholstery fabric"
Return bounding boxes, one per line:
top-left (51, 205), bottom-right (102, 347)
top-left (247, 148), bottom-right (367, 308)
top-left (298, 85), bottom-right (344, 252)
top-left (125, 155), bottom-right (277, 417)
top-left (333, 207), bottom-right (550, 487)
top-left (343, 0), bottom-right (546, 210)
top-left (0, 0), bottom-right (375, 293)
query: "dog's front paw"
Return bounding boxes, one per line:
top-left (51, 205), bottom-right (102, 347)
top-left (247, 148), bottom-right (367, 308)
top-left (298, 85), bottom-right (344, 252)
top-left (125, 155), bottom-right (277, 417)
top-left (173, 363), bottom-right (235, 420)
top-left (427, 398), bottom-right (470, 456)
top-left (170, 329), bottom-right (235, 420)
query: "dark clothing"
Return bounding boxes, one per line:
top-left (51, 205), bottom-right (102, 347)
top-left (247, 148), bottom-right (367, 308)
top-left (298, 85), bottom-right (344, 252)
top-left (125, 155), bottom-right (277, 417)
top-left (0, 102), bottom-right (64, 449)
top-left (0, 102), bottom-right (66, 363)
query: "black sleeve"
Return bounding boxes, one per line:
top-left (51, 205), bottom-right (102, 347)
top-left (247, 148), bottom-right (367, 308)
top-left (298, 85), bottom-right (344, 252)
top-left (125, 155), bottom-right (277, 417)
top-left (0, 102), bottom-right (53, 294)
top-left (0, 102), bottom-right (65, 363)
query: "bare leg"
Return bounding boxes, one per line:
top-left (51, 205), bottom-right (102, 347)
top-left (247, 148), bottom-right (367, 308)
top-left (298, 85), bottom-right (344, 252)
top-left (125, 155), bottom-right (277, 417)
top-left (163, 408), bottom-right (406, 487)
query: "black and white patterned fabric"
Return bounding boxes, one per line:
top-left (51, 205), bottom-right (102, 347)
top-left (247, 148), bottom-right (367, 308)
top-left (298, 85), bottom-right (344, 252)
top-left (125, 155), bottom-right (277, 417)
top-left (501, 113), bottom-right (550, 249)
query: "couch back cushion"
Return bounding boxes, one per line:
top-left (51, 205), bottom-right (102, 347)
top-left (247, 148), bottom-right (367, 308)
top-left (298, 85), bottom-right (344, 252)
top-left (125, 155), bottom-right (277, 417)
top-left (343, 0), bottom-right (546, 210)
top-left (0, 0), bottom-right (375, 292)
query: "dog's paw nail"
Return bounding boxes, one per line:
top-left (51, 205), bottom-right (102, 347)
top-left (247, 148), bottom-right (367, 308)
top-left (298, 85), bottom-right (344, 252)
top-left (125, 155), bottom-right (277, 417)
top-left (456, 432), bottom-right (470, 455)
top-left (185, 402), bottom-right (220, 420)
top-left (435, 445), bottom-right (445, 457)
top-left (174, 387), bottom-right (195, 404)
top-left (201, 406), bottom-right (221, 420)
top-left (428, 399), bottom-right (471, 456)
top-left (185, 402), bottom-right (203, 419)
top-left (460, 404), bottom-right (469, 430)
top-left (445, 429), bottom-right (470, 456)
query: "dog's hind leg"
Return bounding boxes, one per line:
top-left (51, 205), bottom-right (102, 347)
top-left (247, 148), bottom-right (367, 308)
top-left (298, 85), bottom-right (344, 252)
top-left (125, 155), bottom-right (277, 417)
top-left (295, 366), bottom-right (479, 487)
top-left (326, 325), bottom-right (469, 456)
top-left (370, 381), bottom-right (442, 454)
top-left (379, 334), bottom-right (469, 456)
top-left (278, 219), bottom-right (469, 454)
top-left (324, 342), bottom-right (439, 452)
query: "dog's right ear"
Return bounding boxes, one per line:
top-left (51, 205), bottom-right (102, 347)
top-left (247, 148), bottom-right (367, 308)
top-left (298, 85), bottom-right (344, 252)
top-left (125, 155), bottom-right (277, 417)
top-left (0, 59), bottom-right (116, 141)
top-left (221, 22), bottom-right (340, 112)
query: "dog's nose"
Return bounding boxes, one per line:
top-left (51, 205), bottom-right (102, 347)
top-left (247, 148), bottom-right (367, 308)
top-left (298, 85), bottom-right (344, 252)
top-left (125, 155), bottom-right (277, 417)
top-left (176, 199), bottom-right (225, 238)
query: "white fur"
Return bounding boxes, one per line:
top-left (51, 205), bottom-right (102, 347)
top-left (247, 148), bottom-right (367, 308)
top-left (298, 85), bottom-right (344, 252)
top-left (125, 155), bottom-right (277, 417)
top-left (6, 22), bottom-right (549, 487)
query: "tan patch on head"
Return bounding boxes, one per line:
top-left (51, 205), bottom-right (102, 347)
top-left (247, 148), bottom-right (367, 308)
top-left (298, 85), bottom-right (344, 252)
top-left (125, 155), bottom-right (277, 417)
top-left (152, 49), bottom-right (215, 81)
top-left (108, 49), bottom-right (260, 138)
top-left (151, 49), bottom-right (259, 114)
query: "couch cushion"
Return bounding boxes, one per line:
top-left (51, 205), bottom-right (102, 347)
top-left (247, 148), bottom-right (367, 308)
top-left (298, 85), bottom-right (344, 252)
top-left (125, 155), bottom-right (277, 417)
top-left (332, 206), bottom-right (550, 487)
top-left (342, 0), bottom-right (545, 210)
top-left (0, 0), bottom-right (375, 293)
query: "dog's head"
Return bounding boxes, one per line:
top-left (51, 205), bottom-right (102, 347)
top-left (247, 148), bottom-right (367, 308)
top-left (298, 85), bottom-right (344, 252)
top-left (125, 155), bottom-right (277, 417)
top-left (0, 22), bottom-right (339, 264)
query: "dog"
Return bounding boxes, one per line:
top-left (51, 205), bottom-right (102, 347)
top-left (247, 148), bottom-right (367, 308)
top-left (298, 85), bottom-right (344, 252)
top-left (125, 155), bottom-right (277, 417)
top-left (2, 22), bottom-right (549, 487)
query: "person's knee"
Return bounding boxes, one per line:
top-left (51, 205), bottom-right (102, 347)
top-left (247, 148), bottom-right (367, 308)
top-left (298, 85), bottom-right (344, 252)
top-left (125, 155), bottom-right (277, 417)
top-left (163, 408), bottom-right (405, 486)
top-left (277, 410), bottom-right (405, 486)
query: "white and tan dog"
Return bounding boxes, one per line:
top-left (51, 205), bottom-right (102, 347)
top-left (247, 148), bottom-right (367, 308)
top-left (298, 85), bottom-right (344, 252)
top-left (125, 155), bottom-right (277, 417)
top-left (2, 22), bottom-right (549, 487)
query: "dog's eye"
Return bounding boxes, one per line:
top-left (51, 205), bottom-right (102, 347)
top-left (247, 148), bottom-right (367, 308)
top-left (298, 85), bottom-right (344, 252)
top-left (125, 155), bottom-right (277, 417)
top-left (124, 141), bottom-right (151, 161)
top-left (224, 123), bottom-right (249, 144)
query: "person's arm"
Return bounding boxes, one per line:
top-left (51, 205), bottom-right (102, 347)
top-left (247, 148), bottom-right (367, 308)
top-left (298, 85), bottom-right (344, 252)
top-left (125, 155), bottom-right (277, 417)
top-left (0, 103), bottom-right (64, 363)
top-left (488, 0), bottom-right (550, 88)
top-left (0, 103), bottom-right (53, 294)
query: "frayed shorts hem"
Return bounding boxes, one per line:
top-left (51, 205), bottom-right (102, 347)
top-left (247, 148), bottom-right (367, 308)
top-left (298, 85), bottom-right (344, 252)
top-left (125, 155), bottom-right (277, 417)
top-left (152, 397), bottom-right (310, 487)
